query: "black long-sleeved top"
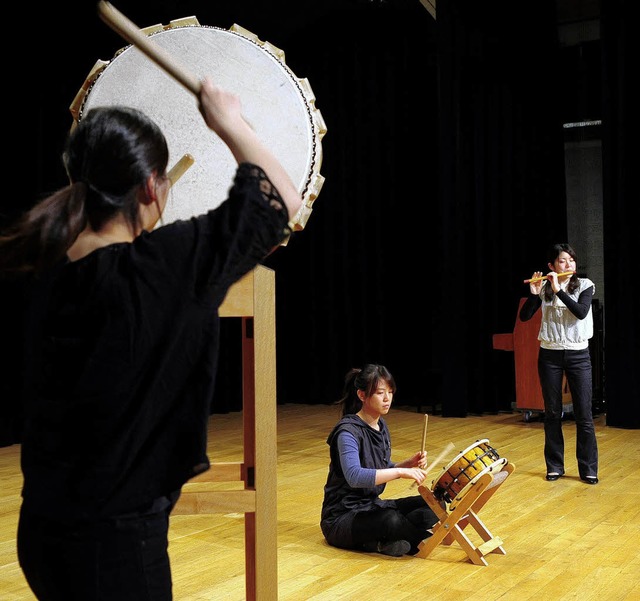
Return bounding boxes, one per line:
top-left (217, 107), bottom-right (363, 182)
top-left (17, 163), bottom-right (290, 524)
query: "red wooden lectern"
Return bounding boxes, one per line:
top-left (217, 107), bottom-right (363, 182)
top-left (493, 298), bottom-right (571, 421)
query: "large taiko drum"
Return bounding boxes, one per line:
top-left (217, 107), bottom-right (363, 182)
top-left (431, 439), bottom-right (507, 504)
top-left (70, 17), bottom-right (326, 231)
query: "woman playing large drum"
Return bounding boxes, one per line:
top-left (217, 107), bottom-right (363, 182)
top-left (1, 75), bottom-right (301, 600)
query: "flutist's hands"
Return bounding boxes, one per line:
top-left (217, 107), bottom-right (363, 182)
top-left (528, 270), bottom-right (561, 295)
top-left (529, 271), bottom-right (544, 295)
top-left (547, 271), bottom-right (561, 294)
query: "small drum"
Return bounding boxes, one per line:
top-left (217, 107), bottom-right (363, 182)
top-left (432, 439), bottom-right (507, 503)
top-left (70, 17), bottom-right (326, 231)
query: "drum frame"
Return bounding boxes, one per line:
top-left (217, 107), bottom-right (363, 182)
top-left (416, 459), bottom-right (515, 566)
top-left (432, 438), bottom-right (507, 503)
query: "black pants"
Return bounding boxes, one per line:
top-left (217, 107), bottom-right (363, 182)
top-left (538, 347), bottom-right (598, 478)
top-left (17, 500), bottom-right (175, 601)
top-left (351, 495), bottom-right (438, 554)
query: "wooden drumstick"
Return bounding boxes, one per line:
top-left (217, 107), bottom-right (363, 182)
top-left (97, 1), bottom-right (201, 95)
top-left (411, 441), bottom-right (456, 488)
top-left (421, 414), bottom-right (428, 454)
top-left (167, 153), bottom-right (195, 186)
top-left (421, 441), bottom-right (455, 479)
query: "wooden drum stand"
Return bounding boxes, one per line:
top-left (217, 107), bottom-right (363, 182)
top-left (173, 265), bottom-right (278, 600)
top-left (416, 460), bottom-right (515, 566)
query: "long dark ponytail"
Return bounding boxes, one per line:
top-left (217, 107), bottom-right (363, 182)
top-left (0, 106), bottom-right (168, 277)
top-left (337, 364), bottom-right (396, 416)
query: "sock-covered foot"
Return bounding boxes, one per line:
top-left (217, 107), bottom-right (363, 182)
top-left (377, 540), bottom-right (411, 557)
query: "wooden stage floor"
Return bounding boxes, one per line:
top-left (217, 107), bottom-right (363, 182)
top-left (1, 404), bottom-right (638, 600)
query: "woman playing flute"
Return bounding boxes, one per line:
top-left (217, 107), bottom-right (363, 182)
top-left (519, 243), bottom-right (599, 485)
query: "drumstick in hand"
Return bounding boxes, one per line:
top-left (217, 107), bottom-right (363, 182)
top-left (411, 441), bottom-right (456, 488)
top-left (422, 442), bottom-right (456, 478)
top-left (97, 1), bottom-right (201, 95)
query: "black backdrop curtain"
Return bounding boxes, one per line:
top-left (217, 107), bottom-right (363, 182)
top-left (265, 0), bottom-right (637, 423)
top-left (600, 0), bottom-right (638, 428)
top-left (433, 0), bottom-right (567, 416)
top-left (2, 0), bottom-right (637, 443)
top-left (264, 3), bottom-right (441, 409)
top-left (266, 0), bottom-right (574, 416)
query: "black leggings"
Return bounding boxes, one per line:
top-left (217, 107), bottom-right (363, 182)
top-left (351, 495), bottom-right (438, 554)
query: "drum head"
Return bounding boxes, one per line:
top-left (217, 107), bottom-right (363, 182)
top-left (431, 438), bottom-right (505, 503)
top-left (71, 20), bottom-right (326, 230)
top-left (435, 438), bottom-right (491, 481)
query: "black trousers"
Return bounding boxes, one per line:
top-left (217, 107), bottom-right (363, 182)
top-left (17, 500), bottom-right (175, 601)
top-left (351, 495), bottom-right (438, 554)
top-left (538, 347), bottom-right (598, 478)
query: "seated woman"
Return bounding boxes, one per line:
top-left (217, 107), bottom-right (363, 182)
top-left (320, 364), bottom-right (438, 557)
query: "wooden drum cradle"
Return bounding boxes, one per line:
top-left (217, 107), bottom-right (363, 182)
top-left (416, 439), bottom-right (515, 566)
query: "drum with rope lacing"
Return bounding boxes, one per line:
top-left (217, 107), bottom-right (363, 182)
top-left (70, 16), bottom-right (326, 234)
